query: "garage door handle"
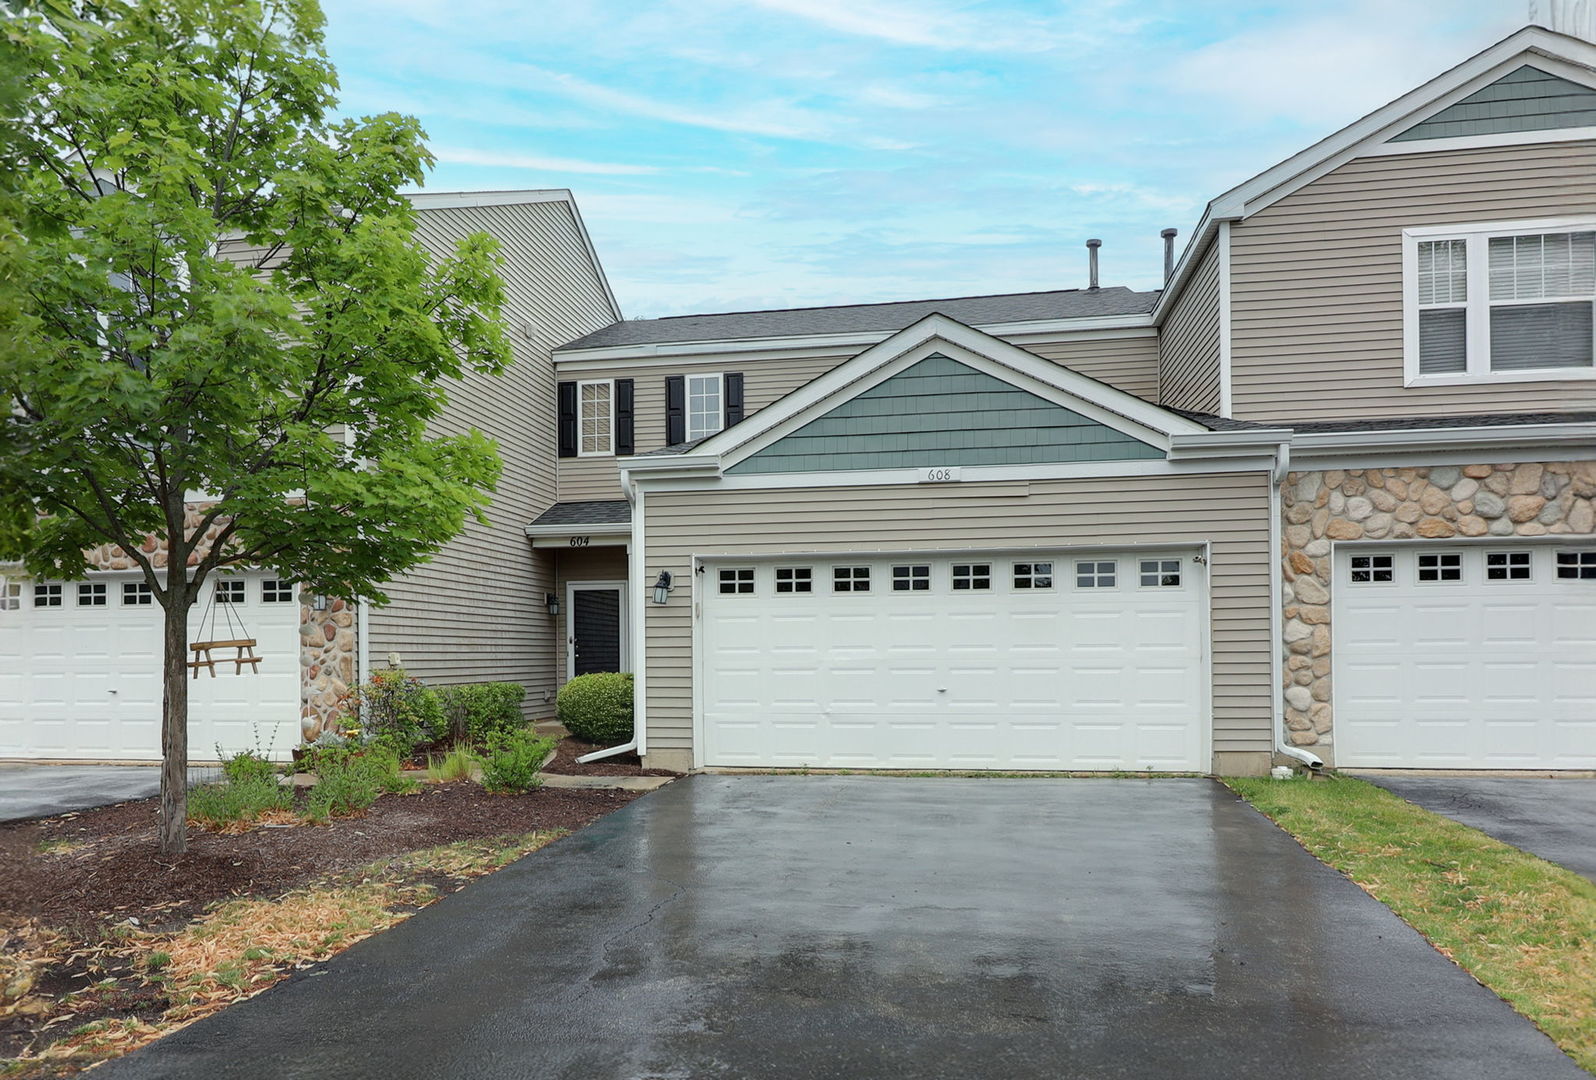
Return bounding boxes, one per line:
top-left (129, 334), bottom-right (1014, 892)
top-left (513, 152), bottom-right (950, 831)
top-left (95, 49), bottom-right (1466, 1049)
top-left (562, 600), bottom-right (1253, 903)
top-left (937, 688), bottom-right (947, 693)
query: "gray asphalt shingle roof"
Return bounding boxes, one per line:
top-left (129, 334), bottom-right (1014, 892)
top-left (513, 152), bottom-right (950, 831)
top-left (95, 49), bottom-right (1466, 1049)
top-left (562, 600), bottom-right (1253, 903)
top-left (529, 500), bottom-right (631, 527)
top-left (558, 287), bottom-right (1159, 351)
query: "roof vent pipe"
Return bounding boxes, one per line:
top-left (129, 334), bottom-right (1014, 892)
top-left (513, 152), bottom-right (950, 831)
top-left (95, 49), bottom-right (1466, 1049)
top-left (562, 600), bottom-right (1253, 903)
top-left (1161, 228), bottom-right (1178, 283)
top-left (1085, 238), bottom-right (1101, 290)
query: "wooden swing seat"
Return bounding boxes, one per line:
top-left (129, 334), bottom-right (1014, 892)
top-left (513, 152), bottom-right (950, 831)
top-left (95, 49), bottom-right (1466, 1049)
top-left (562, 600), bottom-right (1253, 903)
top-left (188, 638), bottom-right (261, 678)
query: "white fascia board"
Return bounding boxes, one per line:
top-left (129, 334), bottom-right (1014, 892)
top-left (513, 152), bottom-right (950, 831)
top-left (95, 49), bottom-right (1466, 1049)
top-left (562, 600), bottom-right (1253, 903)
top-left (1167, 428), bottom-right (1291, 461)
top-left (551, 313), bottom-right (1153, 366)
top-left (404, 189), bottom-right (575, 210)
top-left (523, 522), bottom-right (631, 539)
top-left (1213, 29), bottom-right (1596, 221)
top-left (1288, 421), bottom-right (1596, 459)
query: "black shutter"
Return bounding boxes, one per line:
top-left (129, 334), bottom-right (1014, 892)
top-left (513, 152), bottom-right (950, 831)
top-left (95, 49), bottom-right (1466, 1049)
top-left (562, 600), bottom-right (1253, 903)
top-left (557, 381), bottom-right (577, 458)
top-left (614, 379), bottom-right (634, 456)
top-left (724, 372), bottom-right (744, 428)
top-left (665, 375), bottom-right (685, 446)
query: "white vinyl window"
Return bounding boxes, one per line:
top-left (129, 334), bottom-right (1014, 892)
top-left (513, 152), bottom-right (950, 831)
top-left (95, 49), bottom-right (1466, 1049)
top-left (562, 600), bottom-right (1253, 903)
top-left (774, 567), bottom-right (812, 594)
top-left (1012, 561), bottom-right (1053, 589)
top-left (1416, 552), bottom-right (1463, 583)
top-left (951, 563), bottom-right (991, 591)
top-left (1075, 561), bottom-right (1116, 588)
top-left (77, 582), bottom-right (107, 606)
top-left (123, 580), bottom-right (154, 605)
top-left (1485, 551), bottom-right (1532, 581)
top-left (718, 568), bottom-right (754, 595)
top-left (1556, 550), bottom-right (1596, 580)
top-left (1348, 553), bottom-right (1394, 584)
top-left (578, 380), bottom-right (613, 456)
top-left (686, 373), bottom-right (723, 441)
top-left (892, 564), bottom-right (931, 592)
top-left (1406, 219), bottom-right (1596, 384)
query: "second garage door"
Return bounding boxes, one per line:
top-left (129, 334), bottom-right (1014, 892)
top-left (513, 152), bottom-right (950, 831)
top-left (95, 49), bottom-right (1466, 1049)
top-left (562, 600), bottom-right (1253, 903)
top-left (700, 550), bottom-right (1205, 771)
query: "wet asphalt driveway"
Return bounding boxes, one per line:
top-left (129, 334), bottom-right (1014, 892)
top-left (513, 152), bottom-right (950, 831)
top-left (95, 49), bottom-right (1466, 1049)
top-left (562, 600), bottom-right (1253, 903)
top-left (99, 776), bottom-right (1582, 1080)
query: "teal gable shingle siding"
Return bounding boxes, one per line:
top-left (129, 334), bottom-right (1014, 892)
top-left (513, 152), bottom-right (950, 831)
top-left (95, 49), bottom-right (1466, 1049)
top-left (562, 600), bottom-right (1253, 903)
top-left (1390, 65), bottom-right (1596, 142)
top-left (727, 353), bottom-right (1162, 474)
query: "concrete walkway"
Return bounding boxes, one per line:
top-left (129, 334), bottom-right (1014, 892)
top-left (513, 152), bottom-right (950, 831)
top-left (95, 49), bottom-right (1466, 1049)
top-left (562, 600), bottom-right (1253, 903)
top-left (0, 764), bottom-right (163, 822)
top-left (1362, 774), bottom-right (1596, 883)
top-left (97, 776), bottom-right (1582, 1079)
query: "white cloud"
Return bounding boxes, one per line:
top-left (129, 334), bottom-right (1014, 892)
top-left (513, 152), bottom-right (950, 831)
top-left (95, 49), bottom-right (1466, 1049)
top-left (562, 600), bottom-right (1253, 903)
top-left (745, 0), bottom-right (1110, 52)
top-left (432, 146), bottom-right (660, 175)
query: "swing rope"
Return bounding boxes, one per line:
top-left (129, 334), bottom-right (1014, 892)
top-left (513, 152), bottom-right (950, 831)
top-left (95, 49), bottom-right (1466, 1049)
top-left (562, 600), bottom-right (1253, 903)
top-left (187, 576), bottom-right (262, 678)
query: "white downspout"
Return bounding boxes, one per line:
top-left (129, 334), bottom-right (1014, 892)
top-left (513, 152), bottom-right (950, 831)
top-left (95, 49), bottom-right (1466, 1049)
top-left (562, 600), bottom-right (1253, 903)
top-left (574, 475), bottom-right (643, 765)
top-left (1271, 439), bottom-right (1324, 771)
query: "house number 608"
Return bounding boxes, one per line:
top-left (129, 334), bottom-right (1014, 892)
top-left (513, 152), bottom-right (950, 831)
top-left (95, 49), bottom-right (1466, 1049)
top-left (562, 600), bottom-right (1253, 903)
top-left (569, 535), bottom-right (590, 547)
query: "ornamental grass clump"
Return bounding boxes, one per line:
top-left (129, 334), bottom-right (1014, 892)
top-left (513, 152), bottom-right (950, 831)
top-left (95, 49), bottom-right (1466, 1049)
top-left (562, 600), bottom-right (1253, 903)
top-left (556, 672), bottom-right (634, 745)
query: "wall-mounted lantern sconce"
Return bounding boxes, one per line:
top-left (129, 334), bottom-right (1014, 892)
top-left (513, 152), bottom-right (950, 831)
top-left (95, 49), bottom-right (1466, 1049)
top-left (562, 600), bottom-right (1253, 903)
top-left (545, 592), bottom-right (559, 617)
top-left (652, 571), bottom-right (673, 605)
top-left (312, 593), bottom-right (329, 612)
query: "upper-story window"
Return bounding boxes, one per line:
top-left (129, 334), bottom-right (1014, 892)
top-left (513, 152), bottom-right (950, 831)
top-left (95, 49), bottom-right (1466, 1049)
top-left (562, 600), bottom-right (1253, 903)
top-left (1406, 219), bottom-right (1596, 385)
top-left (578, 380), bottom-right (613, 456)
top-left (687, 374), bottom-right (723, 441)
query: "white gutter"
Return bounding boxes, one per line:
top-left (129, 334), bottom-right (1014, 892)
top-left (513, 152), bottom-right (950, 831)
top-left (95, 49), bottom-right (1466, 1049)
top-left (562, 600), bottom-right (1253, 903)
top-left (574, 477), bottom-right (647, 765)
top-left (523, 522), bottom-right (631, 541)
top-left (1288, 421), bottom-right (1596, 458)
top-left (1269, 439), bottom-right (1324, 771)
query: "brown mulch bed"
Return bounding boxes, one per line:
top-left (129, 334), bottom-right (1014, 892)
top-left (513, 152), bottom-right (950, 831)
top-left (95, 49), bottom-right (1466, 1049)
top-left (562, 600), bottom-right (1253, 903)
top-left (0, 783), bottom-right (641, 929)
top-left (541, 735), bottom-right (678, 777)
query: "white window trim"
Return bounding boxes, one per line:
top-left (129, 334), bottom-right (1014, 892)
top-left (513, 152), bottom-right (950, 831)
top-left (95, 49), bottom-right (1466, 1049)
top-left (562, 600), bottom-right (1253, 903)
top-left (1403, 216), bottom-right (1596, 387)
top-left (685, 372), bottom-right (725, 442)
top-left (576, 378), bottom-right (615, 458)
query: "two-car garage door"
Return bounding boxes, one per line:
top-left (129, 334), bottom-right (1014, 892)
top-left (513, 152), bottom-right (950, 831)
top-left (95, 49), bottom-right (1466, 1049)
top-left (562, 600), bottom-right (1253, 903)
top-left (0, 572), bottom-right (302, 761)
top-left (700, 550), bottom-right (1205, 771)
top-left (1335, 544), bottom-right (1596, 769)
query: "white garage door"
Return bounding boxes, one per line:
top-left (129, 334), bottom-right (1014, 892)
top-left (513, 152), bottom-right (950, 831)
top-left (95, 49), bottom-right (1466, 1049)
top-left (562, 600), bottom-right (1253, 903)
top-left (700, 551), bottom-right (1205, 771)
top-left (0, 572), bottom-right (303, 761)
top-left (1335, 544), bottom-right (1596, 769)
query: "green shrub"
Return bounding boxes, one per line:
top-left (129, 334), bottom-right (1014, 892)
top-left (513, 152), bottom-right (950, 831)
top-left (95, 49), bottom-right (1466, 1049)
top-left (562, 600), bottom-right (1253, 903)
top-left (305, 745), bottom-right (415, 823)
top-left (426, 745), bottom-right (477, 782)
top-left (477, 730), bottom-right (556, 794)
top-left (221, 749), bottom-right (277, 786)
top-left (435, 682), bottom-right (527, 746)
top-left (557, 672), bottom-right (634, 744)
top-left (343, 668), bottom-right (445, 755)
top-left (187, 775), bottom-right (290, 827)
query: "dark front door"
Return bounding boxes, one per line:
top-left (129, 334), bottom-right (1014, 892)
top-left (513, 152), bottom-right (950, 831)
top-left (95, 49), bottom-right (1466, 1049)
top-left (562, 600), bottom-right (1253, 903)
top-left (571, 588), bottom-right (622, 675)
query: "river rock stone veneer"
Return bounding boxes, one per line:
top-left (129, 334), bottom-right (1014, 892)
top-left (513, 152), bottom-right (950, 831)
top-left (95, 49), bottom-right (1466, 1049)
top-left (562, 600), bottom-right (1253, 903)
top-left (1279, 460), bottom-right (1596, 752)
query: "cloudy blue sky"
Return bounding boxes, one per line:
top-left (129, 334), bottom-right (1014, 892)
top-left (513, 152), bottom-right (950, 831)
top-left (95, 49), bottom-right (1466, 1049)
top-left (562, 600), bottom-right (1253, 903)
top-left (322, 0), bottom-right (1527, 318)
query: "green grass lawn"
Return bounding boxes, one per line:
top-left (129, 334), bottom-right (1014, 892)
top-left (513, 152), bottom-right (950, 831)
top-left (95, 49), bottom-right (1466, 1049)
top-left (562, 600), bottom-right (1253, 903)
top-left (1228, 775), bottom-right (1596, 1074)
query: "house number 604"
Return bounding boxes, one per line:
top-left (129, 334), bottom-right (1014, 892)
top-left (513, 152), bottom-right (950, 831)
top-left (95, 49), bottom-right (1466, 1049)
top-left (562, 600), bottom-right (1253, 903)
top-left (569, 535), bottom-right (590, 547)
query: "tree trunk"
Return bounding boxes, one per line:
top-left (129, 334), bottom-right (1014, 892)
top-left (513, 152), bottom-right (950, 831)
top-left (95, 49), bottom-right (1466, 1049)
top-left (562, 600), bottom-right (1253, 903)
top-left (159, 583), bottom-right (192, 855)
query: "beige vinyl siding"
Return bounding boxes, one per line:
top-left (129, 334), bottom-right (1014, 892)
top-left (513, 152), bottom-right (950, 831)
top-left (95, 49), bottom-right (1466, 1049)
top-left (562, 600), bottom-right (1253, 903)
top-left (366, 200), bottom-right (615, 712)
top-left (1011, 330), bottom-right (1160, 402)
top-left (553, 545), bottom-right (629, 687)
top-left (640, 471), bottom-right (1274, 765)
top-left (1230, 141), bottom-right (1596, 421)
top-left (1157, 242), bottom-right (1223, 413)
top-left (557, 352), bottom-right (851, 501)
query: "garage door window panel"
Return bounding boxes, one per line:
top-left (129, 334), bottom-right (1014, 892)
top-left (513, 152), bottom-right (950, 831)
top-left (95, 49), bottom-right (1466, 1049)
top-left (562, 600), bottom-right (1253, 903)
top-left (0, 581), bottom-right (18, 611)
top-left (1417, 552), bottom-right (1464, 583)
top-left (1013, 562), bottom-right (1053, 589)
top-left (262, 579), bottom-right (294, 603)
top-left (123, 581), bottom-right (153, 605)
top-left (215, 579), bottom-right (246, 604)
top-left (1557, 549), bottom-right (1596, 580)
top-left (719, 568), bottom-right (755, 595)
top-left (892, 565), bottom-right (931, 592)
top-left (1349, 553), bottom-right (1395, 584)
top-left (34, 584), bottom-right (61, 608)
top-left (1076, 561), bottom-right (1116, 588)
top-left (77, 583), bottom-right (107, 606)
top-left (951, 564), bottom-right (991, 591)
top-left (1485, 551), bottom-right (1532, 581)
top-left (775, 567), bottom-right (812, 594)
top-left (833, 566), bottom-right (870, 593)
top-left (1139, 559), bottom-right (1182, 587)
